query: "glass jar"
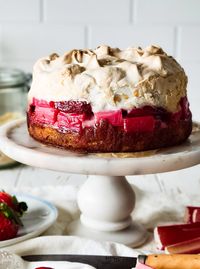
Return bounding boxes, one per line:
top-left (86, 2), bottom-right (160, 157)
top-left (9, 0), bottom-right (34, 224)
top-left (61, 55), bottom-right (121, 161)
top-left (0, 68), bottom-right (31, 168)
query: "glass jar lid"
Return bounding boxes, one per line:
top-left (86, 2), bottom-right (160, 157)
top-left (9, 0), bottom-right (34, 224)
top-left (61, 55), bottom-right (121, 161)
top-left (0, 67), bottom-right (30, 88)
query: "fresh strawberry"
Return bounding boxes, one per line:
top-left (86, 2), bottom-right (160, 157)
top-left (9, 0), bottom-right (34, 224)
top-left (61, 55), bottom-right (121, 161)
top-left (0, 212), bottom-right (19, 241)
top-left (0, 191), bottom-right (15, 209)
top-left (0, 200), bottom-right (26, 241)
top-left (0, 192), bottom-right (28, 241)
top-left (0, 191), bottom-right (28, 217)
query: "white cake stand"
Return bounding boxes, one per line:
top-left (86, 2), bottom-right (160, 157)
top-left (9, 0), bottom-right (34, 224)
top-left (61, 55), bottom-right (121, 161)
top-left (0, 119), bottom-right (200, 247)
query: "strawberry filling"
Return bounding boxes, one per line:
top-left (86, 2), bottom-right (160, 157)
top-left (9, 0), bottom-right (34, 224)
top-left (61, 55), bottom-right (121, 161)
top-left (95, 110), bottom-right (123, 126)
top-left (28, 97), bottom-right (191, 134)
top-left (32, 97), bottom-right (54, 108)
top-left (57, 112), bottom-right (86, 132)
top-left (124, 116), bottom-right (155, 133)
top-left (54, 100), bottom-right (93, 116)
top-left (127, 105), bottom-right (167, 118)
top-left (33, 106), bottom-right (58, 125)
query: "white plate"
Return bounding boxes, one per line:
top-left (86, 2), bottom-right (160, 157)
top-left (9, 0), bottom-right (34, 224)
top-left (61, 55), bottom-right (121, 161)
top-left (0, 194), bottom-right (58, 247)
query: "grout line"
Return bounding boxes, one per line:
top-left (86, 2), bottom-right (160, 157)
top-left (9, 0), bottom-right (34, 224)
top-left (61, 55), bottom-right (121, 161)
top-left (129, 0), bottom-right (133, 24)
top-left (40, 0), bottom-right (44, 23)
top-left (84, 25), bottom-right (89, 48)
top-left (132, 0), bottom-right (137, 24)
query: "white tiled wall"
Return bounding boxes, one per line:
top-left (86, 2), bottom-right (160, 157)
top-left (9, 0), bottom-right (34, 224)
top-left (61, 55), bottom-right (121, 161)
top-left (0, 0), bottom-right (40, 22)
top-left (89, 25), bottom-right (174, 54)
top-left (44, 0), bottom-right (131, 23)
top-left (0, 0), bottom-right (199, 119)
top-left (0, 0), bottom-right (200, 192)
top-left (134, 0), bottom-right (200, 24)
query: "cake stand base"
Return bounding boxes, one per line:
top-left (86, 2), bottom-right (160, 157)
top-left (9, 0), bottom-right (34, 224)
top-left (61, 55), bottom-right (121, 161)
top-left (67, 220), bottom-right (147, 247)
top-left (67, 174), bottom-right (148, 247)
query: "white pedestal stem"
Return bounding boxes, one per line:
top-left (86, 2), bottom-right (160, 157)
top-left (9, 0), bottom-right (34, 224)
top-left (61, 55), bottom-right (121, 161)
top-left (77, 175), bottom-right (135, 232)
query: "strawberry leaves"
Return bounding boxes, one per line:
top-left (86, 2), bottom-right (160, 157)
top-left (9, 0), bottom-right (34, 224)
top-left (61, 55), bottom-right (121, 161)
top-left (0, 202), bottom-right (23, 226)
top-left (0, 191), bottom-right (28, 228)
top-left (12, 195), bottom-right (28, 217)
top-left (0, 190), bottom-right (28, 217)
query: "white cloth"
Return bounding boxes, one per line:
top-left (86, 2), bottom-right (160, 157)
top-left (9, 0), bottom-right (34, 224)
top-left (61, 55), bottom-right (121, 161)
top-left (2, 236), bottom-right (139, 269)
top-left (0, 250), bottom-right (96, 269)
top-left (4, 235), bottom-right (138, 256)
top-left (5, 185), bottom-right (199, 251)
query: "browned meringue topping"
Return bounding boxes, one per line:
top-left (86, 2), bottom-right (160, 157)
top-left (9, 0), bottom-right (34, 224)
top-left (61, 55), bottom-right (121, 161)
top-left (49, 53), bottom-right (59, 61)
top-left (29, 45), bottom-right (187, 112)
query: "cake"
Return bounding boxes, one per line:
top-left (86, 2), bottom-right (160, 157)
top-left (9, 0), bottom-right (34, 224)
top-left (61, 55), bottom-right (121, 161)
top-left (27, 45), bottom-right (192, 152)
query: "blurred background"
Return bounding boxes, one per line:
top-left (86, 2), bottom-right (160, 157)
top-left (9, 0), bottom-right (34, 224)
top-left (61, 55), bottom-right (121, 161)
top-left (0, 0), bottom-right (199, 195)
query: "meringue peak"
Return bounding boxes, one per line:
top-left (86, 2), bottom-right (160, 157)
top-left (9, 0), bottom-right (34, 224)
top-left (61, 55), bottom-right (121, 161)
top-left (29, 45), bottom-right (187, 113)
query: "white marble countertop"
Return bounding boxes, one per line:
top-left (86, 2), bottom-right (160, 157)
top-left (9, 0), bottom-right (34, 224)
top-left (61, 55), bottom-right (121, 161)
top-left (1, 163), bottom-right (200, 196)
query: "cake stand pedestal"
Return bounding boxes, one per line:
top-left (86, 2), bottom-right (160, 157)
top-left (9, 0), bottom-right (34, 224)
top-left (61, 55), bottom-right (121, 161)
top-left (68, 175), bottom-right (145, 246)
top-left (0, 119), bottom-right (200, 247)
